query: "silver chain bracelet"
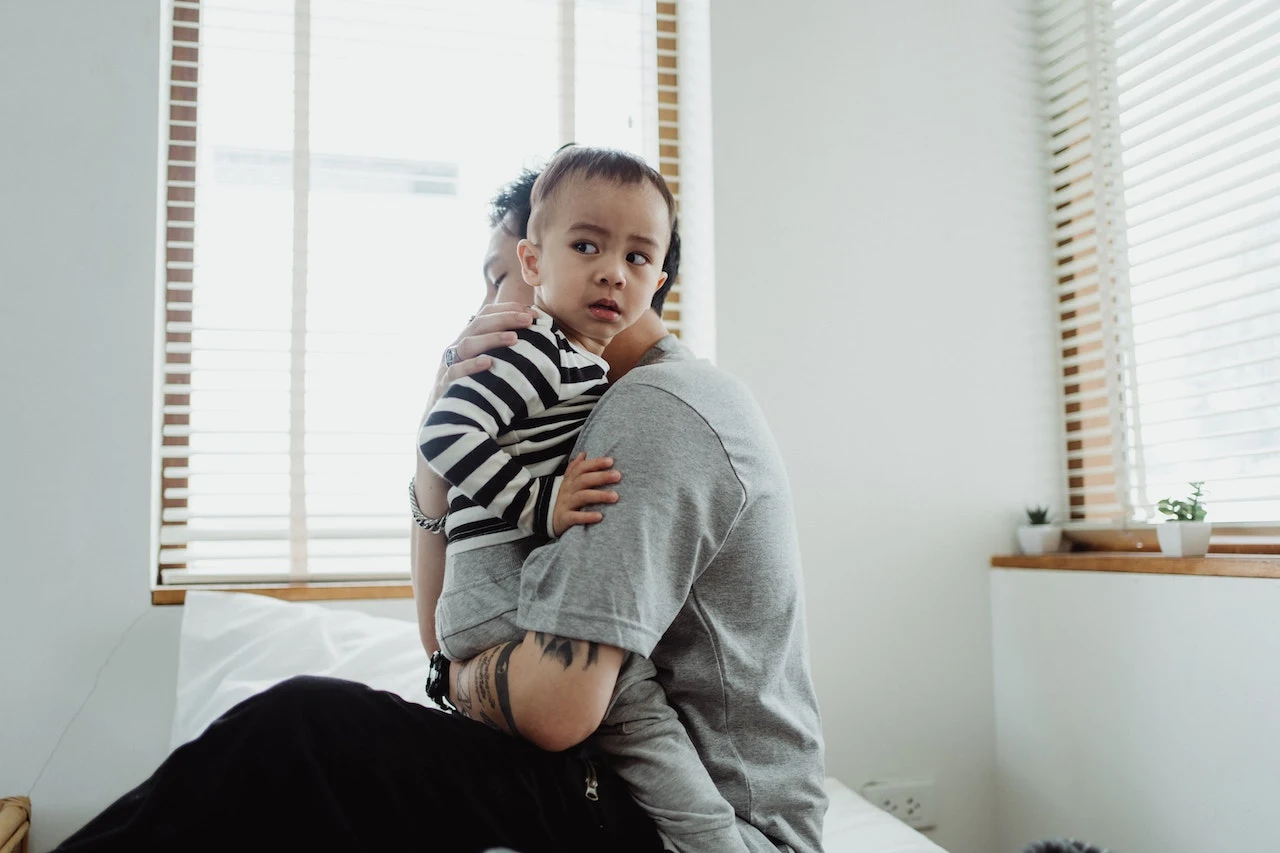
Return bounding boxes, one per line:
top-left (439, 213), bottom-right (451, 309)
top-left (408, 477), bottom-right (448, 534)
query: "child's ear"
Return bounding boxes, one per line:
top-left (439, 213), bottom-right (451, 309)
top-left (517, 239), bottom-right (542, 287)
top-left (652, 271), bottom-right (668, 294)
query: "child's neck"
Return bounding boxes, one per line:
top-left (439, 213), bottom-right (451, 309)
top-left (533, 297), bottom-right (609, 356)
top-left (602, 310), bottom-right (668, 381)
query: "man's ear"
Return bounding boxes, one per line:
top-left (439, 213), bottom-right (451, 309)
top-left (517, 239), bottom-right (542, 287)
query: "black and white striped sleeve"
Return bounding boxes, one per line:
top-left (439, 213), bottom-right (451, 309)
top-left (418, 325), bottom-right (577, 539)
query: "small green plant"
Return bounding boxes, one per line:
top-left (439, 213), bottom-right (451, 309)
top-left (1025, 505), bottom-right (1051, 525)
top-left (1157, 481), bottom-right (1208, 522)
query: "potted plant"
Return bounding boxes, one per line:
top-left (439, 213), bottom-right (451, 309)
top-left (1017, 505), bottom-right (1062, 555)
top-left (1155, 481), bottom-right (1211, 557)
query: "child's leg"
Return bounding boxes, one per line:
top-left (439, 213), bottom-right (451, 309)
top-left (593, 657), bottom-right (752, 853)
top-left (436, 540), bottom-right (533, 659)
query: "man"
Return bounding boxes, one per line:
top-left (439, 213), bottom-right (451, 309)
top-left (420, 168), bottom-right (828, 852)
top-left (57, 170), bottom-right (826, 853)
top-left (441, 302), bottom-right (829, 852)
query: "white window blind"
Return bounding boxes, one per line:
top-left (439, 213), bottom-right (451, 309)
top-left (157, 0), bottom-right (696, 586)
top-left (1038, 0), bottom-right (1280, 524)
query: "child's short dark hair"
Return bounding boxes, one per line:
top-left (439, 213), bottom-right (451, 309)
top-left (528, 146), bottom-right (676, 242)
top-left (490, 156), bottom-right (679, 315)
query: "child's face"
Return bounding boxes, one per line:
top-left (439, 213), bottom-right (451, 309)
top-left (518, 177), bottom-right (669, 355)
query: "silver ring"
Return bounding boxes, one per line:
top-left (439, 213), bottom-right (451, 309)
top-left (444, 346), bottom-right (460, 367)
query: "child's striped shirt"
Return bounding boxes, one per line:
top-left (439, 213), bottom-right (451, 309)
top-left (418, 308), bottom-right (608, 553)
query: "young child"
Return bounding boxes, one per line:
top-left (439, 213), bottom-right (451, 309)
top-left (418, 147), bottom-right (748, 853)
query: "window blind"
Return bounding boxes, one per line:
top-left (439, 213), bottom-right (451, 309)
top-left (1037, 0), bottom-right (1280, 524)
top-left (157, 0), bottom-right (696, 585)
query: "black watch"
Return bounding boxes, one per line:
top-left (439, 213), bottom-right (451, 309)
top-left (426, 650), bottom-right (456, 712)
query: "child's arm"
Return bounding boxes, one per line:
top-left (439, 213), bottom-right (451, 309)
top-left (419, 326), bottom-right (606, 538)
top-left (594, 661), bottom-right (751, 853)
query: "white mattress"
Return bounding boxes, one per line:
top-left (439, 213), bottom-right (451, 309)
top-left (175, 592), bottom-right (947, 852)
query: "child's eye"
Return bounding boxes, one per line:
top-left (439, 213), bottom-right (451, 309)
top-left (626, 251), bottom-right (650, 265)
top-left (572, 241), bottom-right (599, 255)
top-left (489, 273), bottom-right (506, 292)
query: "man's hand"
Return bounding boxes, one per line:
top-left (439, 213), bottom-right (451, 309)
top-left (449, 631), bottom-right (625, 752)
top-left (552, 453), bottom-right (621, 537)
top-left (427, 302), bottom-right (537, 408)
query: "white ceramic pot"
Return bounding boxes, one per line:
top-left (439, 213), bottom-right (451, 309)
top-left (1156, 521), bottom-right (1212, 557)
top-left (1017, 525), bottom-right (1063, 555)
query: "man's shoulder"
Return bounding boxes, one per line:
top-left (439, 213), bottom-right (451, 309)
top-left (613, 347), bottom-right (755, 416)
top-left (626, 359), bottom-right (769, 441)
top-left (591, 351), bottom-right (782, 484)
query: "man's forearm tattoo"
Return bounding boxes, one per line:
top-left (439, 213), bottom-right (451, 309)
top-left (471, 645), bottom-right (498, 726)
top-left (493, 640), bottom-right (519, 735)
top-left (470, 645), bottom-right (501, 731)
top-left (452, 641), bottom-right (520, 736)
top-left (452, 634), bottom-right (600, 736)
top-left (534, 632), bottom-right (600, 670)
top-left (453, 657), bottom-right (476, 720)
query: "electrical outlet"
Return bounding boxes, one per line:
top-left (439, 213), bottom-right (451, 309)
top-left (859, 779), bottom-right (938, 830)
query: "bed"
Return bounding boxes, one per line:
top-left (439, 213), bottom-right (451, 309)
top-left (174, 592), bottom-right (947, 853)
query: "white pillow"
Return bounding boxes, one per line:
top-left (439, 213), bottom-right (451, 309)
top-left (170, 591), bottom-right (431, 750)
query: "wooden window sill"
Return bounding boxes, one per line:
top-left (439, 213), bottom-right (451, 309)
top-left (990, 552), bottom-right (1280, 579)
top-left (152, 582), bottom-right (414, 605)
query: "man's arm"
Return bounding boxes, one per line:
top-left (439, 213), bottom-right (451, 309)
top-left (409, 453), bottom-right (449, 654)
top-left (409, 306), bottom-right (533, 655)
top-left (448, 631), bottom-right (624, 752)
top-left (450, 381), bottom-right (741, 752)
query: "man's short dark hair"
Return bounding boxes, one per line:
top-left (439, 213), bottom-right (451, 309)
top-left (489, 154), bottom-right (679, 315)
top-left (489, 168), bottom-right (539, 239)
top-left (653, 221), bottom-right (678, 316)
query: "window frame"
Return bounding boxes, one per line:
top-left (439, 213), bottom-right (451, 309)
top-left (153, 0), bottom-right (692, 602)
top-left (1039, 0), bottom-right (1280, 535)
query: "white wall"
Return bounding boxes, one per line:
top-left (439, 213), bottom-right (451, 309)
top-left (0, 9), bottom-right (414, 850)
top-left (1, 1), bottom-right (172, 847)
top-left (709, 3), bottom-right (1061, 853)
top-left (992, 569), bottom-right (1280, 853)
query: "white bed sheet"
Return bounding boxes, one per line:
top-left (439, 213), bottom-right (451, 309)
top-left (174, 592), bottom-right (947, 852)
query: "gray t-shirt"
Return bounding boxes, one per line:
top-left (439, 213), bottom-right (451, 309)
top-left (518, 336), bottom-right (828, 853)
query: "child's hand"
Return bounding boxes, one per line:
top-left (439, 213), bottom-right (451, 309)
top-left (552, 453), bottom-right (621, 537)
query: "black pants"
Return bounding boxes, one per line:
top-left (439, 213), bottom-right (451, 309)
top-left (55, 676), bottom-right (666, 853)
